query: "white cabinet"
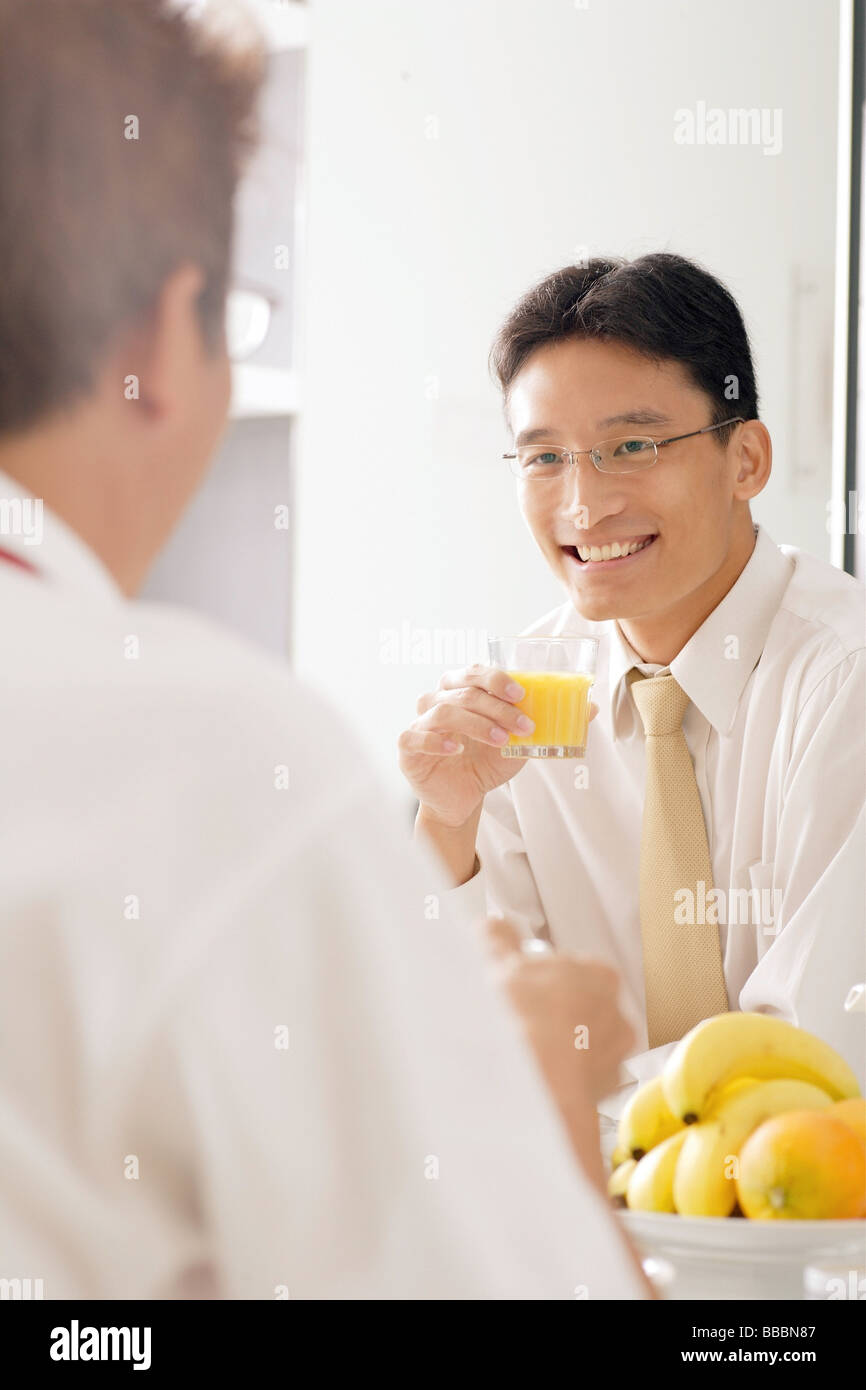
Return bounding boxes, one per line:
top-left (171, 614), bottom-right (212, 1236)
top-left (142, 13), bottom-right (305, 658)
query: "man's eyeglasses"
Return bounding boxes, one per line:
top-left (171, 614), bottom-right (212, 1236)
top-left (225, 283), bottom-right (280, 362)
top-left (503, 417), bottom-right (745, 479)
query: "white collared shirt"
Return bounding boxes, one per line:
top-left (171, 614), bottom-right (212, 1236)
top-left (448, 525), bottom-right (866, 1118)
top-left (0, 469), bottom-right (645, 1300)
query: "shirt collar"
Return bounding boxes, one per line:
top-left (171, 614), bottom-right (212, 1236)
top-left (607, 523), bottom-right (795, 740)
top-left (0, 467), bottom-right (123, 603)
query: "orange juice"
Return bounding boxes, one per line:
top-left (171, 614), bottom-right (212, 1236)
top-left (505, 671), bottom-right (594, 752)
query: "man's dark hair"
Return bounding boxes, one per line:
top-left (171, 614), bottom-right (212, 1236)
top-left (490, 253), bottom-right (758, 446)
top-left (0, 0), bottom-right (265, 436)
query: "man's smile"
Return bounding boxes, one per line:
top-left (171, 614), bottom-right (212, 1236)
top-left (560, 533), bottom-right (659, 570)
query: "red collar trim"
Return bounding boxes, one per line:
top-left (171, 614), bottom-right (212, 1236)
top-left (0, 546), bottom-right (40, 576)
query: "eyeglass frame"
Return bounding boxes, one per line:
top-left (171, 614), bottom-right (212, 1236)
top-left (225, 279), bottom-right (283, 363)
top-left (503, 416), bottom-right (746, 477)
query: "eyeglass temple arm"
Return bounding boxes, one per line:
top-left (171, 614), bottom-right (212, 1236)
top-left (503, 417), bottom-right (745, 460)
top-left (655, 417), bottom-right (745, 447)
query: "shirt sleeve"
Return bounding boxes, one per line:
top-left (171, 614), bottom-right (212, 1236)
top-left (156, 775), bottom-right (647, 1301)
top-left (738, 650), bottom-right (866, 1083)
top-left (443, 782), bottom-right (552, 940)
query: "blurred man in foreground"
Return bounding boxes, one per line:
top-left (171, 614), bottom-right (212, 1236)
top-left (0, 0), bottom-right (647, 1299)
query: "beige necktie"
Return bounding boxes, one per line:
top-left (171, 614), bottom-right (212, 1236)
top-left (628, 670), bottom-right (729, 1047)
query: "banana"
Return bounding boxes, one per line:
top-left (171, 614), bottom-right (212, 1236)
top-left (617, 1075), bottom-right (684, 1159)
top-left (662, 1012), bottom-right (861, 1123)
top-left (611, 1143), bottom-right (630, 1168)
top-left (626, 1130), bottom-right (689, 1212)
top-left (672, 1077), bottom-right (833, 1217)
top-left (607, 1158), bottom-right (637, 1202)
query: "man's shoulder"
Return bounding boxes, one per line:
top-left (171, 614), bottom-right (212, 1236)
top-left (125, 601), bottom-right (379, 795)
top-left (774, 544), bottom-right (865, 665)
top-left (120, 598), bottom-right (298, 697)
top-left (4, 587), bottom-right (373, 800)
top-left (8, 583), bottom-right (293, 705)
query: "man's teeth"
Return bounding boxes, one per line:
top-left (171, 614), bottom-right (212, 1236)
top-left (576, 537), bottom-right (654, 563)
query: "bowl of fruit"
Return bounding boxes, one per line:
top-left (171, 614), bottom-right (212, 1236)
top-left (607, 1012), bottom-right (866, 1300)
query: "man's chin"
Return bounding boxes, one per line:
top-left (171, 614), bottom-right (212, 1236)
top-left (567, 590), bottom-right (619, 622)
top-left (560, 568), bottom-right (653, 623)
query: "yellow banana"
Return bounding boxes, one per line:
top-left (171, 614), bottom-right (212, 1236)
top-left (607, 1158), bottom-right (637, 1201)
top-left (662, 1013), bottom-right (861, 1123)
top-left (617, 1075), bottom-right (684, 1158)
top-left (672, 1077), bottom-right (833, 1217)
top-left (611, 1143), bottom-right (630, 1168)
top-left (626, 1130), bottom-right (689, 1212)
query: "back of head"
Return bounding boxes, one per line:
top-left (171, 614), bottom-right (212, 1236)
top-left (0, 0), bottom-right (264, 438)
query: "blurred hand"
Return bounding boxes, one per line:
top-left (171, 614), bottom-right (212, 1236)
top-left (482, 917), bottom-right (635, 1111)
top-left (482, 919), bottom-right (656, 1295)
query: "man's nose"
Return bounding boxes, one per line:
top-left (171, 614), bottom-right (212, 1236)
top-left (560, 452), bottom-right (616, 526)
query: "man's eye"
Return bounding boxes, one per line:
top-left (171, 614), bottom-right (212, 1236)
top-left (614, 438), bottom-right (652, 456)
top-left (530, 451), bottom-right (560, 466)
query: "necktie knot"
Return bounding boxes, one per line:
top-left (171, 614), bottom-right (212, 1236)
top-left (628, 669), bottom-right (690, 737)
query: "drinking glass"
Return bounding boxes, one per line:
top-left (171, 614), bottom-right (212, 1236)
top-left (487, 635), bottom-right (598, 758)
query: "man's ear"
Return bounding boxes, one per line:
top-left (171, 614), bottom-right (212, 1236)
top-left (731, 419), bottom-right (772, 503)
top-left (122, 263), bottom-right (208, 422)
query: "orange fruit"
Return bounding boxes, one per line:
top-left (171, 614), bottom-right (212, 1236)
top-left (736, 1110), bottom-right (866, 1220)
top-left (829, 1097), bottom-right (866, 1146)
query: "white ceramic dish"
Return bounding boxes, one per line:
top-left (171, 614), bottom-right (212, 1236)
top-left (618, 1210), bottom-right (866, 1300)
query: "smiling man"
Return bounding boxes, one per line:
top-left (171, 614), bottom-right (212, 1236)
top-left (401, 254), bottom-right (866, 1108)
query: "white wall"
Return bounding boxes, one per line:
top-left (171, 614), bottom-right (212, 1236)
top-left (297, 0), bottom-right (840, 787)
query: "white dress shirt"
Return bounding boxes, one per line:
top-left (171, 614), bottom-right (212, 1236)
top-left (0, 469), bottom-right (645, 1300)
top-left (448, 525), bottom-right (866, 1119)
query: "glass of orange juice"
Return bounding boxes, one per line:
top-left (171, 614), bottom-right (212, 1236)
top-left (488, 635), bottom-right (597, 758)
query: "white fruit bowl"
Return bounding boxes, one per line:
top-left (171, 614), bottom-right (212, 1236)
top-left (618, 1210), bottom-right (866, 1300)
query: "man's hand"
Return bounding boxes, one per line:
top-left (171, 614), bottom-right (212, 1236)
top-left (402, 664), bottom-right (598, 885)
top-left (483, 919), bottom-right (656, 1296)
top-left (483, 917), bottom-right (635, 1107)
